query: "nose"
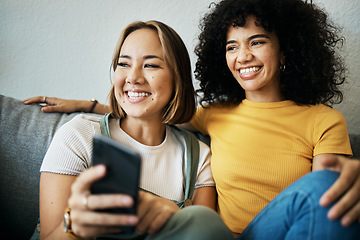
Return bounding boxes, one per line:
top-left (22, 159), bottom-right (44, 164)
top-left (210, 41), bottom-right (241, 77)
top-left (236, 45), bottom-right (253, 63)
top-left (126, 66), bottom-right (145, 84)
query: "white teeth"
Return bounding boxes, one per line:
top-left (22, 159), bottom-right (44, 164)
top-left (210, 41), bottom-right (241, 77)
top-left (127, 91), bottom-right (150, 98)
top-left (240, 67), bottom-right (260, 74)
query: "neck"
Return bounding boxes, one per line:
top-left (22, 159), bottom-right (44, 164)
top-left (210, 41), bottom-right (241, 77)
top-left (245, 87), bottom-right (284, 102)
top-left (120, 117), bottom-right (166, 146)
top-left (245, 94), bottom-right (284, 102)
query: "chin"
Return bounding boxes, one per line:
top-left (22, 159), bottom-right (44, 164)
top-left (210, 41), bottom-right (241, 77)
top-left (239, 83), bottom-right (261, 91)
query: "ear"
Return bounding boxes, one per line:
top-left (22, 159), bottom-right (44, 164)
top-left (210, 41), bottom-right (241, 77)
top-left (280, 51), bottom-right (286, 65)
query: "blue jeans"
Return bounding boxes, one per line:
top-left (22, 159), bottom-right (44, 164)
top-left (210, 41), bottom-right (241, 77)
top-left (238, 170), bottom-right (360, 240)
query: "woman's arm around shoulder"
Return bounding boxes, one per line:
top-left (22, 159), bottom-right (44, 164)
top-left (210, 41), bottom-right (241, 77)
top-left (24, 96), bottom-right (110, 114)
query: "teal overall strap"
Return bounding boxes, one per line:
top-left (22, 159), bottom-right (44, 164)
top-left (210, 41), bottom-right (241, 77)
top-left (170, 125), bottom-right (200, 208)
top-left (100, 113), bottom-right (111, 138)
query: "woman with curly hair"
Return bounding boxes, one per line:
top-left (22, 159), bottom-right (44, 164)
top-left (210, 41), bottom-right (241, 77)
top-left (190, 0), bottom-right (360, 238)
top-left (25, 0), bottom-right (360, 239)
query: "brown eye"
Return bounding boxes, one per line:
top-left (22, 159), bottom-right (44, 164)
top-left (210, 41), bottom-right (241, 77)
top-left (144, 64), bottom-right (160, 68)
top-left (226, 46), bottom-right (237, 52)
top-left (117, 62), bottom-right (129, 67)
top-left (251, 41), bottom-right (265, 46)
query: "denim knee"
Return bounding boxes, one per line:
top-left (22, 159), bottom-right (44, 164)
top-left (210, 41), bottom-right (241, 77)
top-left (240, 170), bottom-right (360, 240)
top-left (285, 170), bottom-right (339, 199)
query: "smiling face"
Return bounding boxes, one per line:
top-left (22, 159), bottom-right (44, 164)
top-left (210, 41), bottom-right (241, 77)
top-left (226, 15), bottom-right (285, 102)
top-left (113, 28), bottom-right (174, 122)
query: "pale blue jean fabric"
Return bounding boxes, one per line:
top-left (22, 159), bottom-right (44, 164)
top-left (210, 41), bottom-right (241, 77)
top-left (238, 170), bottom-right (360, 240)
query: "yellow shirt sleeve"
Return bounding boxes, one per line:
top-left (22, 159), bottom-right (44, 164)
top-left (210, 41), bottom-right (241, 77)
top-left (313, 105), bottom-right (352, 156)
top-left (190, 106), bottom-right (210, 135)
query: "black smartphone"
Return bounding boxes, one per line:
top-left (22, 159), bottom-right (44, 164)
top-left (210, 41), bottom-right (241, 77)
top-left (91, 134), bottom-right (141, 233)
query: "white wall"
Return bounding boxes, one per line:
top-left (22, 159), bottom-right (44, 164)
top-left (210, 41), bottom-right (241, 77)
top-left (1, 0), bottom-right (359, 134)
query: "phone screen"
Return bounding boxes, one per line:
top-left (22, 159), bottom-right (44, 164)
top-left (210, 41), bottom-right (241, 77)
top-left (91, 135), bottom-right (141, 233)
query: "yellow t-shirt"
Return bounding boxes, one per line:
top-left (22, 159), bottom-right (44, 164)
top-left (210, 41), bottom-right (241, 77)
top-left (191, 100), bottom-right (352, 233)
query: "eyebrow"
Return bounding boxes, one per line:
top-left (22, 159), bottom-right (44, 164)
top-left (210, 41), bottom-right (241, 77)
top-left (226, 34), bottom-right (271, 45)
top-left (119, 54), bottom-right (164, 61)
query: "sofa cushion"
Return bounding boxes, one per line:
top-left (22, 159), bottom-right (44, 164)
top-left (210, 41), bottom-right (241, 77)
top-left (0, 94), bottom-right (81, 239)
top-left (350, 134), bottom-right (360, 158)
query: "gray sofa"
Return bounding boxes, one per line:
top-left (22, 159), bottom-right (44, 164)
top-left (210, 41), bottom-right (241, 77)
top-left (0, 95), bottom-right (99, 239)
top-left (1, 94), bottom-right (359, 239)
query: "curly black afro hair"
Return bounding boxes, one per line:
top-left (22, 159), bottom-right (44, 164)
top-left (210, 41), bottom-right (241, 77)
top-left (195, 0), bottom-right (346, 106)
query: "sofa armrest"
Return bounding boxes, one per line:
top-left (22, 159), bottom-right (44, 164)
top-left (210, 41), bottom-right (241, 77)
top-left (0, 94), bottom-right (80, 239)
top-left (349, 134), bottom-right (360, 159)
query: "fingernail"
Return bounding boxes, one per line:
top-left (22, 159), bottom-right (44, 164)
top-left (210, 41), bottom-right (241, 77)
top-left (328, 209), bottom-right (337, 220)
top-left (341, 216), bottom-right (351, 227)
top-left (128, 216), bottom-right (138, 224)
top-left (121, 196), bottom-right (132, 205)
top-left (95, 164), bottom-right (106, 173)
top-left (319, 196), bottom-right (328, 206)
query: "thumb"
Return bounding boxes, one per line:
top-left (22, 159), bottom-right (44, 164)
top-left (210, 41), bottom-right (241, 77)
top-left (73, 165), bottom-right (107, 193)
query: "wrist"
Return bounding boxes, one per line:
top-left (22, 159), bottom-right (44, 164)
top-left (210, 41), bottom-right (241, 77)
top-left (64, 207), bottom-right (85, 240)
top-left (75, 100), bottom-right (93, 113)
top-left (88, 99), bottom-right (98, 113)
